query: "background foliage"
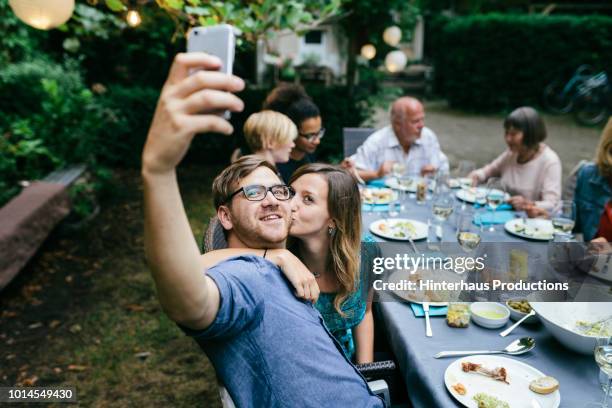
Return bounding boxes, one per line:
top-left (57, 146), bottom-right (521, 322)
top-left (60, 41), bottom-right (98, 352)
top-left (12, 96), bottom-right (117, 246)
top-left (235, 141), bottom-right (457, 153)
top-left (427, 13), bottom-right (612, 110)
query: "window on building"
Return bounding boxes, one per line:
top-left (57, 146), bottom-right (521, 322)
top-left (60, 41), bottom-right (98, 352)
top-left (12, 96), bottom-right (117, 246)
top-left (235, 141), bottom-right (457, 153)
top-left (304, 30), bottom-right (323, 44)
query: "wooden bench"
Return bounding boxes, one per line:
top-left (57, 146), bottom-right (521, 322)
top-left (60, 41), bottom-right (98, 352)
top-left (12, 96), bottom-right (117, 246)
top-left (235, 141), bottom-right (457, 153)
top-left (0, 165), bottom-right (86, 289)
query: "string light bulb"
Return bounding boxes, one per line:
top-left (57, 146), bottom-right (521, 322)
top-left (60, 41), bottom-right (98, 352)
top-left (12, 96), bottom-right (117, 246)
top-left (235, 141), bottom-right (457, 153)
top-left (126, 9), bottom-right (141, 27)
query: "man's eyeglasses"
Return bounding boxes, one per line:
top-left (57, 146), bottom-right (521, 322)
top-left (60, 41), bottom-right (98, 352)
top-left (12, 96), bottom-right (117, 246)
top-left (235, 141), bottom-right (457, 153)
top-left (226, 184), bottom-right (295, 203)
top-left (298, 128), bottom-right (325, 142)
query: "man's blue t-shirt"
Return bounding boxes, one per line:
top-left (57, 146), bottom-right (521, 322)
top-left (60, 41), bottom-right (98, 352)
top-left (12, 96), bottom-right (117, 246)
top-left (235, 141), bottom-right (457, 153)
top-left (179, 255), bottom-right (383, 408)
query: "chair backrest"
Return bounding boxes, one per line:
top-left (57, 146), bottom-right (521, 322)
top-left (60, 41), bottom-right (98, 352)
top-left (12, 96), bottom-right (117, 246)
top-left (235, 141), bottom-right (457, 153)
top-left (202, 216), bottom-right (228, 253)
top-left (342, 127), bottom-right (375, 158)
top-left (562, 160), bottom-right (591, 202)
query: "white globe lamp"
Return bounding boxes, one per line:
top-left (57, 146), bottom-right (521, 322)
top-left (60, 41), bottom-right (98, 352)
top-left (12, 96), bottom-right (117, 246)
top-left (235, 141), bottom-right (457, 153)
top-left (385, 50), bottom-right (407, 73)
top-left (9, 0), bottom-right (75, 30)
top-left (383, 26), bottom-right (402, 47)
top-left (360, 44), bottom-right (376, 60)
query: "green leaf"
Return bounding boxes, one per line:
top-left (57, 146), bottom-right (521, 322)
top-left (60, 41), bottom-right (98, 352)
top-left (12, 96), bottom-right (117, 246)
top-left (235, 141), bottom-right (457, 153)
top-left (105, 0), bottom-right (126, 12)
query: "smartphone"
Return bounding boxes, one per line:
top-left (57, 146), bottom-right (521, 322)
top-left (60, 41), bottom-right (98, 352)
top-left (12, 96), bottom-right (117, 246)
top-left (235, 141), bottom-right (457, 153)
top-left (187, 24), bottom-right (236, 118)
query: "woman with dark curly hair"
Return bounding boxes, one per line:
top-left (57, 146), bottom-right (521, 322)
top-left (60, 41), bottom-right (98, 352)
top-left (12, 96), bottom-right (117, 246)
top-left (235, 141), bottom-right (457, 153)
top-left (263, 84), bottom-right (324, 183)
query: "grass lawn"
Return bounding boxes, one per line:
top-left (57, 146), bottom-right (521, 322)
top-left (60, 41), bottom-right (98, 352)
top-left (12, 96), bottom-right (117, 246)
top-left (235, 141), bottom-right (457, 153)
top-left (0, 166), bottom-right (224, 407)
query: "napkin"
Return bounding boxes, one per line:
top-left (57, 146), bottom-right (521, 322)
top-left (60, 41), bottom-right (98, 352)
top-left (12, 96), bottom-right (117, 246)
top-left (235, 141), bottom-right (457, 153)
top-left (473, 202), bottom-right (513, 211)
top-left (361, 204), bottom-right (389, 212)
top-left (366, 178), bottom-right (387, 188)
top-left (473, 210), bottom-right (515, 225)
top-left (410, 303), bottom-right (448, 317)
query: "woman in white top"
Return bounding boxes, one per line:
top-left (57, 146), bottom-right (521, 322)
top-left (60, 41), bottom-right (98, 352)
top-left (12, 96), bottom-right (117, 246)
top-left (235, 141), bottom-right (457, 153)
top-left (470, 106), bottom-right (562, 212)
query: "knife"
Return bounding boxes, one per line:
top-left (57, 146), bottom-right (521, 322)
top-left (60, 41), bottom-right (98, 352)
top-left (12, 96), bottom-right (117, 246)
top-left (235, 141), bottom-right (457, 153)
top-left (423, 302), bottom-right (432, 337)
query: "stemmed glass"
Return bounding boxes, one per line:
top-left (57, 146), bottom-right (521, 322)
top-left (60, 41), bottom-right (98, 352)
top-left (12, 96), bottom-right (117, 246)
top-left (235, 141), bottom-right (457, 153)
top-left (454, 160), bottom-right (476, 185)
top-left (485, 177), bottom-right (506, 232)
top-left (585, 321), bottom-right (612, 408)
top-left (552, 200), bottom-right (576, 241)
top-left (456, 208), bottom-right (482, 254)
top-left (432, 190), bottom-right (455, 241)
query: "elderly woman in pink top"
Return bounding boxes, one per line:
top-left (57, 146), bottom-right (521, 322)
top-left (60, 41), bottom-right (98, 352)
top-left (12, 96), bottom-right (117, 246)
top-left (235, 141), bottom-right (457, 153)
top-left (470, 107), bottom-right (562, 212)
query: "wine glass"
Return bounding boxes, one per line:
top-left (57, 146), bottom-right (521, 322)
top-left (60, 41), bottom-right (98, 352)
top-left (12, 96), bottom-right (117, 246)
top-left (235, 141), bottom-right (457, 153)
top-left (485, 177), bottom-right (506, 232)
top-left (454, 160), bottom-right (476, 186)
top-left (552, 200), bottom-right (576, 241)
top-left (432, 191), bottom-right (455, 241)
top-left (392, 162), bottom-right (406, 180)
top-left (585, 321), bottom-right (612, 408)
top-left (456, 208), bottom-right (481, 254)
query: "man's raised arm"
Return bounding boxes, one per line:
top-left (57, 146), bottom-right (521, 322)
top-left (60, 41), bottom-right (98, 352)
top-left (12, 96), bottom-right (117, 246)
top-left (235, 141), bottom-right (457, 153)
top-left (141, 53), bottom-right (244, 330)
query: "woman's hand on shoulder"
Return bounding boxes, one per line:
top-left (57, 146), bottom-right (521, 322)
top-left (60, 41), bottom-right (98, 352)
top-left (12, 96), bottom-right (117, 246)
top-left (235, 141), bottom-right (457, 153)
top-left (267, 249), bottom-right (320, 303)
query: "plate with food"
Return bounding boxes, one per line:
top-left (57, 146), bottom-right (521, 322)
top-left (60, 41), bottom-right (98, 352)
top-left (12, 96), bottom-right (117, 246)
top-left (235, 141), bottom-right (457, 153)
top-left (387, 269), bottom-right (463, 306)
top-left (361, 187), bottom-right (398, 205)
top-left (369, 218), bottom-right (428, 241)
top-left (455, 187), bottom-right (488, 204)
top-left (449, 177), bottom-right (473, 189)
top-left (385, 177), bottom-right (419, 192)
top-left (504, 218), bottom-right (554, 241)
top-left (445, 355), bottom-right (561, 408)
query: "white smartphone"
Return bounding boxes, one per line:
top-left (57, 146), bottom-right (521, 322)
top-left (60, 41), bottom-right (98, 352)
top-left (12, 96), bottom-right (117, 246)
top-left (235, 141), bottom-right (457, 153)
top-left (187, 24), bottom-right (236, 118)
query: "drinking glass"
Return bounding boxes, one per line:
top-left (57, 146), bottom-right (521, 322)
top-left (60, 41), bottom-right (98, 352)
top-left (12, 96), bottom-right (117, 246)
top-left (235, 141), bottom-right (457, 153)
top-left (388, 201), bottom-right (400, 218)
top-left (432, 191), bottom-right (454, 241)
top-left (454, 160), bottom-right (476, 179)
top-left (392, 162), bottom-right (406, 180)
top-left (485, 177), bottom-right (506, 232)
top-left (456, 208), bottom-right (481, 254)
top-left (552, 200), bottom-right (576, 241)
top-left (585, 321), bottom-right (612, 408)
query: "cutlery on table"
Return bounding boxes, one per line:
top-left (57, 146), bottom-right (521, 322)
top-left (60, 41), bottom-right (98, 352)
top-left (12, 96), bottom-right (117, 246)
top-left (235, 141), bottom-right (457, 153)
top-left (423, 302), bottom-right (433, 337)
top-left (433, 337), bottom-right (535, 358)
top-left (499, 309), bottom-right (536, 337)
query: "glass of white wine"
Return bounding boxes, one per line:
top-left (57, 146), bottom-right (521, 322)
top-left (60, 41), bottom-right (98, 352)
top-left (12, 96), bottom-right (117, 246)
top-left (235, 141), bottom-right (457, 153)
top-left (392, 162), bottom-right (406, 180)
top-left (552, 200), bottom-right (576, 241)
top-left (586, 321), bottom-right (612, 408)
top-left (432, 191), bottom-right (454, 241)
top-left (485, 177), bottom-right (506, 232)
top-left (456, 208), bottom-right (481, 253)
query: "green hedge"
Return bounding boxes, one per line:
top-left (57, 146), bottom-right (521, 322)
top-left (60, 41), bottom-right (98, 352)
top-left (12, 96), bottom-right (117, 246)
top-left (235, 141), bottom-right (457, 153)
top-left (429, 13), bottom-right (612, 110)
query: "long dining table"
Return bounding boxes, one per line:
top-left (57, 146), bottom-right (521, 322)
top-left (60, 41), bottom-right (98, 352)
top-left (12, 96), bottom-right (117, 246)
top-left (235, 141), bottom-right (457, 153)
top-left (361, 182), bottom-right (607, 408)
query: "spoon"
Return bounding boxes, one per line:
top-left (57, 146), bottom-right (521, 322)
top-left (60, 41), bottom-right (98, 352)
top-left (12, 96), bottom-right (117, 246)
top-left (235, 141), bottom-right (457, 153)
top-left (433, 337), bottom-right (535, 359)
top-left (499, 309), bottom-right (536, 337)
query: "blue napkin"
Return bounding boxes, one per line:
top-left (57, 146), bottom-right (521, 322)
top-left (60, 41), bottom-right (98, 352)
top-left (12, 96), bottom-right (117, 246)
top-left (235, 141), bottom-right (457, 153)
top-left (473, 202), bottom-right (513, 211)
top-left (473, 210), bottom-right (515, 225)
top-left (361, 204), bottom-right (389, 212)
top-left (410, 303), bottom-right (448, 317)
top-left (367, 178), bottom-right (387, 188)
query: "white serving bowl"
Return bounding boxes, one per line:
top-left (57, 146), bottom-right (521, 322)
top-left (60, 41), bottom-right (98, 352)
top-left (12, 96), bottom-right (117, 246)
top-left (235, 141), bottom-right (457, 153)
top-left (470, 302), bottom-right (510, 329)
top-left (529, 302), bottom-right (612, 355)
top-left (505, 297), bottom-right (539, 324)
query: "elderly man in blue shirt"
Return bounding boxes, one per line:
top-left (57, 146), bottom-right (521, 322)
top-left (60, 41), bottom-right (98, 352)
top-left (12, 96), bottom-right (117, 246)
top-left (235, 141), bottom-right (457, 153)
top-left (348, 97), bottom-right (449, 182)
top-left (141, 52), bottom-right (384, 408)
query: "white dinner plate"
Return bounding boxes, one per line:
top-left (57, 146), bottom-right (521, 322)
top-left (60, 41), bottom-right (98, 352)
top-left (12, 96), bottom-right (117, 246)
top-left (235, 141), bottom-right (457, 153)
top-left (361, 187), bottom-right (398, 205)
top-left (448, 177), bottom-right (472, 189)
top-left (384, 177), bottom-right (419, 192)
top-left (444, 355), bottom-right (561, 408)
top-left (369, 218), bottom-right (428, 241)
top-left (455, 188), bottom-right (509, 204)
top-left (504, 218), bottom-right (554, 241)
top-left (388, 269), bottom-right (458, 306)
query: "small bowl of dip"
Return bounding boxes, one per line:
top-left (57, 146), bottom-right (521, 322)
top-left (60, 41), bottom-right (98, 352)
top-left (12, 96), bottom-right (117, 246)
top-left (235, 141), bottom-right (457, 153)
top-left (470, 302), bottom-right (510, 329)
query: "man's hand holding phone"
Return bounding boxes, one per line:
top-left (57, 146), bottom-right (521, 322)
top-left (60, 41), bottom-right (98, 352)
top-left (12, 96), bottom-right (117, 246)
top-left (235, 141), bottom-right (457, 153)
top-left (142, 52), bottom-right (244, 176)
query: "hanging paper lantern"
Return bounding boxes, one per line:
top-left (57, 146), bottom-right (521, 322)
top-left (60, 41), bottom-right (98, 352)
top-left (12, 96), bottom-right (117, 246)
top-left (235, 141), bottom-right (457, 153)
top-left (360, 44), bottom-right (376, 60)
top-left (9, 0), bottom-right (75, 30)
top-left (383, 26), bottom-right (402, 47)
top-left (385, 50), bottom-right (407, 73)
top-left (126, 9), bottom-right (141, 27)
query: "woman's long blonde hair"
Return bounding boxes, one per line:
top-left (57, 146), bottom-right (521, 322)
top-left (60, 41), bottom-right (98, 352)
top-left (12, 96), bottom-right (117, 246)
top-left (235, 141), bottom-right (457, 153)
top-left (596, 117), bottom-right (612, 179)
top-left (289, 164), bottom-right (361, 315)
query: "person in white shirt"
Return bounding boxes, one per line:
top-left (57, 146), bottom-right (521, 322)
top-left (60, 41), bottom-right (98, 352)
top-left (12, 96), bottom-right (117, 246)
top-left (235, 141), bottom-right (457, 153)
top-left (345, 97), bottom-right (449, 181)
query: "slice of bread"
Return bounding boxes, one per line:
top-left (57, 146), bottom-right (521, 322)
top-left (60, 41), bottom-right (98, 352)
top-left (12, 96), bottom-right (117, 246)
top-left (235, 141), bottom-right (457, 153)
top-left (529, 376), bottom-right (559, 394)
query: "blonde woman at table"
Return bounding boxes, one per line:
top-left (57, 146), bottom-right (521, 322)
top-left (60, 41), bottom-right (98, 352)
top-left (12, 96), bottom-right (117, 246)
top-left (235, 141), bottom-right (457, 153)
top-left (200, 164), bottom-right (374, 364)
top-left (231, 110), bottom-right (297, 165)
top-left (469, 106), bottom-right (562, 213)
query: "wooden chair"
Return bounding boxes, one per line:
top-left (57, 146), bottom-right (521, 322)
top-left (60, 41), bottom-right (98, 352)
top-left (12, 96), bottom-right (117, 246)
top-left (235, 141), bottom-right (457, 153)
top-left (343, 127), bottom-right (375, 158)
